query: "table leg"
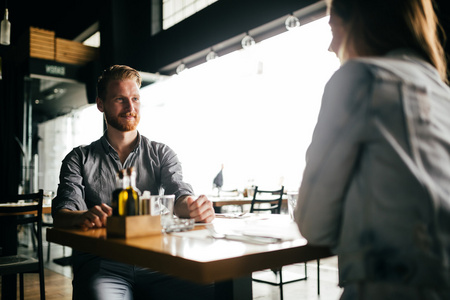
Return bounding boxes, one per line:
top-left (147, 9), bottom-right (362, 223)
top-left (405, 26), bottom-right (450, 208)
top-left (214, 275), bottom-right (252, 300)
top-left (0, 217), bottom-right (18, 300)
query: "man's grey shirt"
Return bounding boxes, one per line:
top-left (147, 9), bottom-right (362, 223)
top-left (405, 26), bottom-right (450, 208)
top-left (52, 131), bottom-right (194, 215)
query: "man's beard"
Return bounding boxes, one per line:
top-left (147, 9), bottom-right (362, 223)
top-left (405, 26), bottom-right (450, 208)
top-left (104, 110), bottom-right (140, 132)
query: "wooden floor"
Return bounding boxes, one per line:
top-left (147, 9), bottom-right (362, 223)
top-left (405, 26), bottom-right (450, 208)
top-left (0, 269), bottom-right (72, 300)
top-left (253, 259), bottom-right (343, 300)
top-left (1, 229), bottom-right (343, 300)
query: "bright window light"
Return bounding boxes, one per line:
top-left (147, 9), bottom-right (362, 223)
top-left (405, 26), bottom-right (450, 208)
top-left (139, 16), bottom-right (340, 194)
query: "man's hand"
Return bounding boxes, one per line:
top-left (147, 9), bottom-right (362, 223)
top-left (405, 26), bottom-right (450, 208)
top-left (175, 195), bottom-right (215, 223)
top-left (77, 203), bottom-right (113, 228)
top-left (53, 204), bottom-right (112, 228)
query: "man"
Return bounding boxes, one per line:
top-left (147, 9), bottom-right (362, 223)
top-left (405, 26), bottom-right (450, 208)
top-left (52, 65), bottom-right (215, 299)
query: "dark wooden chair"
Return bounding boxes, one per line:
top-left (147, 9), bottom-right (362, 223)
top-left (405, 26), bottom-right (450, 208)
top-left (0, 189), bottom-right (46, 300)
top-left (250, 186), bottom-right (320, 299)
top-left (249, 186), bottom-right (284, 214)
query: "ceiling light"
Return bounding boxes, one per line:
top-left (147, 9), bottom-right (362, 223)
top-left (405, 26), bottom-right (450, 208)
top-left (241, 34), bottom-right (255, 49)
top-left (206, 49), bottom-right (218, 61)
top-left (176, 63), bottom-right (187, 74)
top-left (285, 15), bottom-right (300, 30)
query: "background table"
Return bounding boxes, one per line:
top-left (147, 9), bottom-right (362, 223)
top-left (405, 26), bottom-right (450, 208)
top-left (0, 203), bottom-right (51, 216)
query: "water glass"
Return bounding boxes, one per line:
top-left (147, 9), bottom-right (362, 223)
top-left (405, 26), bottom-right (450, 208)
top-left (151, 195), bottom-right (175, 232)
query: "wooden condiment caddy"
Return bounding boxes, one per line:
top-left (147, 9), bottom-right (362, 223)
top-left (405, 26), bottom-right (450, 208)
top-left (107, 215), bottom-right (162, 238)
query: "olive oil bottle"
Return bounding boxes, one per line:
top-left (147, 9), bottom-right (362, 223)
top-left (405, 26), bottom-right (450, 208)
top-left (111, 169), bottom-right (126, 216)
top-left (119, 167), bottom-right (140, 216)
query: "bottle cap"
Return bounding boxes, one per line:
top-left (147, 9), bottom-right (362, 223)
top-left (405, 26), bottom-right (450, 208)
top-left (141, 190), bottom-right (151, 199)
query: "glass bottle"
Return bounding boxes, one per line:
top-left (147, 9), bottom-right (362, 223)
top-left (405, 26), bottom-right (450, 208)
top-left (111, 169), bottom-right (126, 216)
top-left (0, 9), bottom-right (11, 46)
top-left (140, 190), bottom-right (151, 215)
top-left (121, 167), bottom-right (141, 216)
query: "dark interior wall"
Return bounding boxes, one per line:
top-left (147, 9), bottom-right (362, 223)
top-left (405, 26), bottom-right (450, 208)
top-left (99, 0), bottom-right (154, 69)
top-left (0, 47), bottom-right (26, 196)
top-left (5, 0), bottom-right (101, 44)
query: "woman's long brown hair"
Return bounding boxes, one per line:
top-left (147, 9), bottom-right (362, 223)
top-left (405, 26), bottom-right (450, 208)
top-left (329, 0), bottom-right (448, 83)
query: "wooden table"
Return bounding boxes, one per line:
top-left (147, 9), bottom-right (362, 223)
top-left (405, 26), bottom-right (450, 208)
top-left (47, 214), bottom-right (332, 300)
top-left (0, 203), bottom-right (51, 216)
top-left (0, 203), bottom-right (51, 300)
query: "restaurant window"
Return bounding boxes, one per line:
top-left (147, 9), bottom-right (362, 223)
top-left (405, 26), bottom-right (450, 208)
top-left (163, 0), bottom-right (218, 30)
top-left (37, 105), bottom-right (103, 192)
top-left (139, 16), bottom-right (340, 194)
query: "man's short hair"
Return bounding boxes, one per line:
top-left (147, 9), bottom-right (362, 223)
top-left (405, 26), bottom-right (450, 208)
top-left (97, 65), bottom-right (142, 100)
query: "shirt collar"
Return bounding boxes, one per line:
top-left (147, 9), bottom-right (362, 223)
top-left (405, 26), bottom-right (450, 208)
top-left (100, 130), bottom-right (142, 155)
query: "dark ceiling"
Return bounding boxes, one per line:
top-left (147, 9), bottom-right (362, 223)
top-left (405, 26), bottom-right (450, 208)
top-left (4, 0), bottom-right (450, 69)
top-left (4, 0), bottom-right (449, 52)
top-left (5, 0), bottom-right (102, 44)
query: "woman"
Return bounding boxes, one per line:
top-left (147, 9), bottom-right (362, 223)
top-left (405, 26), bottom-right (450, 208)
top-left (295, 0), bottom-right (450, 299)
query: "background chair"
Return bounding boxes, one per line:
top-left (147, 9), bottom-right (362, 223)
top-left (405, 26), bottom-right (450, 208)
top-left (0, 189), bottom-right (46, 300)
top-left (250, 186), bottom-right (320, 299)
top-left (250, 186), bottom-right (284, 214)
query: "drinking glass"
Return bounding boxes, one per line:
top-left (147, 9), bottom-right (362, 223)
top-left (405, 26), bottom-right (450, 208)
top-left (151, 195), bottom-right (175, 232)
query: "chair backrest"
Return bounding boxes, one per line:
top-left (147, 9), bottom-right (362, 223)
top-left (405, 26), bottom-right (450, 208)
top-left (3, 189), bottom-right (44, 225)
top-left (0, 189), bottom-right (44, 260)
top-left (0, 189), bottom-right (45, 299)
top-left (250, 186), bottom-right (284, 214)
